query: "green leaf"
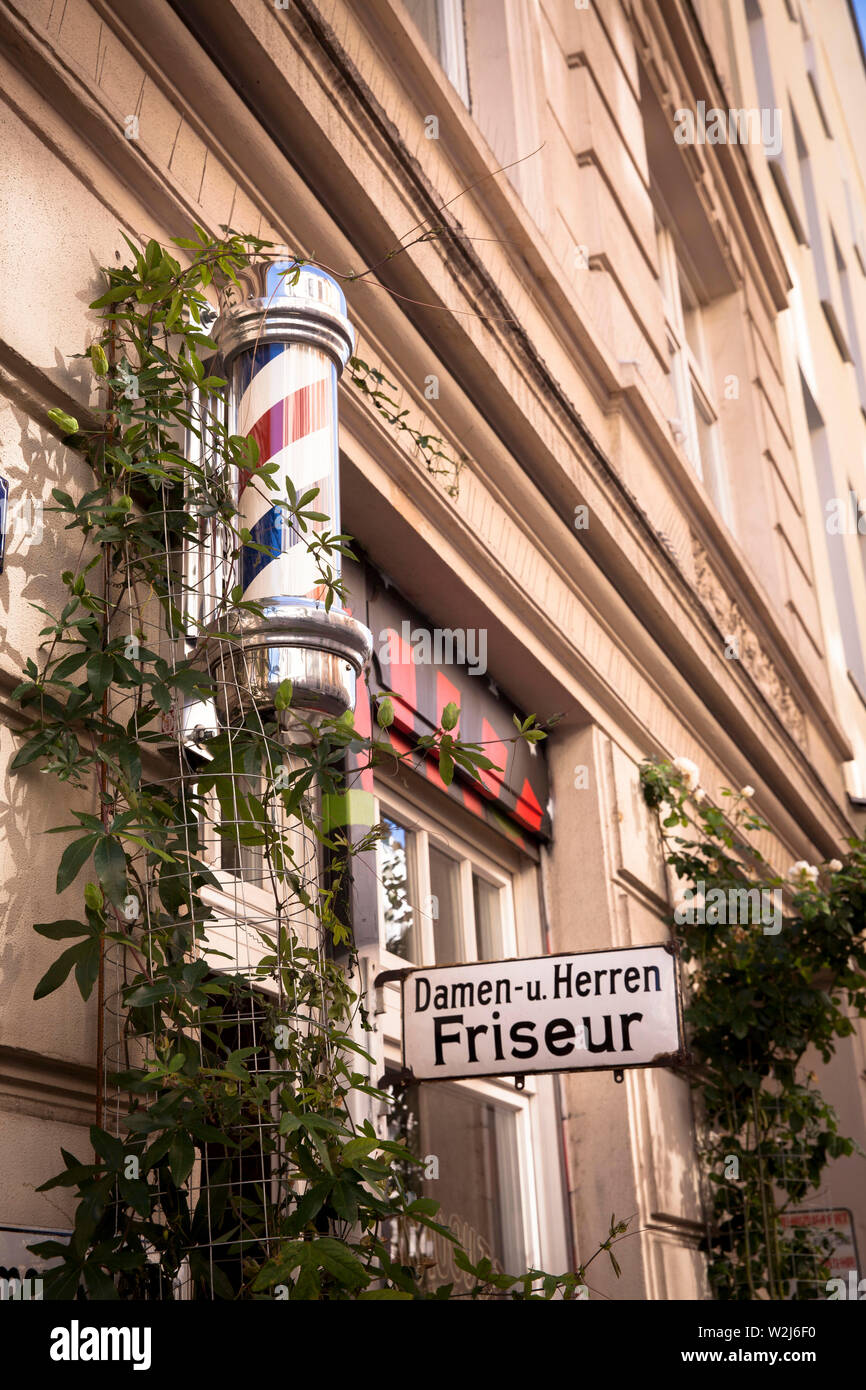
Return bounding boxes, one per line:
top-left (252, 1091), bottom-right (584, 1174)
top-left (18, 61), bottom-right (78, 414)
top-left (53, 650), bottom-right (91, 680)
top-left (86, 652), bottom-right (114, 699)
top-left (74, 938), bottom-right (101, 1000)
top-left (341, 1137), bottom-right (379, 1165)
top-left (10, 734), bottom-right (52, 771)
top-left (33, 942), bottom-right (87, 999)
top-left (124, 981), bottom-right (169, 1008)
top-left (377, 696), bottom-right (394, 729)
top-left (407, 1196), bottom-right (440, 1217)
top-left (314, 1237), bottom-right (368, 1290)
top-left (90, 1126), bottom-right (124, 1168)
top-left (94, 836), bottom-right (127, 908)
top-left (168, 1132), bottom-right (195, 1187)
top-left (274, 678), bottom-right (293, 712)
top-left (33, 919), bottom-right (89, 941)
top-left (56, 835), bottom-right (98, 893)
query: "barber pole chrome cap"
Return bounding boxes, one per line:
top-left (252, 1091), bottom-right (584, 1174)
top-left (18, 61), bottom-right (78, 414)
top-left (204, 257), bottom-right (371, 725)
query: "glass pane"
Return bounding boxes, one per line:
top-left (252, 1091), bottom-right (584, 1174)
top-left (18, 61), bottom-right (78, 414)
top-left (428, 847), bottom-right (462, 964)
top-left (380, 815), bottom-right (417, 960)
top-left (472, 874), bottom-right (501, 960)
top-left (420, 1084), bottom-right (526, 1288)
top-left (679, 281), bottom-right (704, 367)
top-left (404, 0), bottom-right (440, 56)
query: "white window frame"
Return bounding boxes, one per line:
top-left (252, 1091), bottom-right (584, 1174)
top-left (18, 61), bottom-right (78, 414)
top-left (374, 783), bottom-right (518, 972)
top-left (438, 0), bottom-right (469, 105)
top-left (656, 220), bottom-right (735, 528)
top-left (410, 1072), bottom-right (542, 1275)
top-left (405, 0), bottom-right (469, 105)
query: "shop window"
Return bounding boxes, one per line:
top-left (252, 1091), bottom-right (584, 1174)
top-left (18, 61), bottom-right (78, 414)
top-left (428, 844), bottom-right (462, 963)
top-left (380, 813), bottom-right (419, 961)
top-left (375, 789), bottom-right (515, 967)
top-left (385, 1072), bottom-right (530, 1290)
top-left (472, 872), bottom-right (502, 961)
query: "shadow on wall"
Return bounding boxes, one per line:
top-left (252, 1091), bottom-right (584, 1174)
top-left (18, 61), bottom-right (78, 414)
top-left (0, 399), bottom-right (98, 1066)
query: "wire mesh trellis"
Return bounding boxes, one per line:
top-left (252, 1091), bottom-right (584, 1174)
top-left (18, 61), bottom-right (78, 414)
top-left (698, 1089), bottom-right (841, 1300)
top-left (94, 320), bottom-right (361, 1298)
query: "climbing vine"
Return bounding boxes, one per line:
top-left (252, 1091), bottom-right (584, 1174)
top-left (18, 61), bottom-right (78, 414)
top-left (641, 757), bottom-right (866, 1299)
top-left (12, 226), bottom-right (626, 1299)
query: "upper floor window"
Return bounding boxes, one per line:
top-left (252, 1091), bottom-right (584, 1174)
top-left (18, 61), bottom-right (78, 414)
top-left (798, 3), bottom-right (832, 139)
top-left (656, 220), bottom-right (734, 528)
top-left (404, 0), bottom-right (470, 105)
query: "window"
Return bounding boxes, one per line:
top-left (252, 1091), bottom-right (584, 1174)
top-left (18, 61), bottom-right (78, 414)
top-left (798, 3), bottom-right (832, 139)
top-left (656, 220), bottom-right (734, 527)
top-left (832, 228), bottom-right (866, 412)
top-left (746, 0), bottom-right (807, 243)
top-left (428, 844), bottom-right (462, 963)
top-left (791, 107), bottom-right (851, 365)
top-left (375, 789), bottom-right (515, 967)
top-left (472, 873), bottom-right (502, 960)
top-left (386, 1075), bottom-right (530, 1289)
top-left (802, 373), bottom-right (866, 693)
top-left (842, 178), bottom-right (866, 277)
top-left (404, 0), bottom-right (470, 104)
top-left (380, 814), bottom-right (419, 960)
top-left (793, 109), bottom-right (830, 302)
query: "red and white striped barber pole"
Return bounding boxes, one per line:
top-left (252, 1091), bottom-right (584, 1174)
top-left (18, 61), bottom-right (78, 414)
top-left (231, 271), bottom-right (341, 607)
top-left (204, 259), bottom-right (371, 726)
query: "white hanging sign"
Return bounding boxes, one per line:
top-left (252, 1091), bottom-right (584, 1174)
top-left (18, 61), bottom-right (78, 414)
top-left (396, 943), bottom-right (684, 1082)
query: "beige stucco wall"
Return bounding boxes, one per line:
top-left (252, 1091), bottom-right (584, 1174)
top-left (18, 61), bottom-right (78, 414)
top-left (1, 0), bottom-right (865, 1298)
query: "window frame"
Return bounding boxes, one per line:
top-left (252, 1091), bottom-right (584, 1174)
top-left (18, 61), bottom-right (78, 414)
top-left (373, 782), bottom-right (518, 972)
top-left (656, 218), bottom-right (735, 528)
top-left (404, 0), bottom-right (470, 106)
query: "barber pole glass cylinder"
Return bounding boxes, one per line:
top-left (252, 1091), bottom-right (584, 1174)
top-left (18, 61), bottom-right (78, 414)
top-left (205, 260), bottom-right (371, 726)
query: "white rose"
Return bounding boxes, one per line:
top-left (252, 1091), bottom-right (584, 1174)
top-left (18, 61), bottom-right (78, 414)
top-left (693, 787), bottom-right (706, 803)
top-left (827, 859), bottom-right (843, 873)
top-left (788, 860), bottom-right (819, 883)
top-left (672, 756), bottom-right (700, 791)
top-left (741, 785), bottom-right (755, 798)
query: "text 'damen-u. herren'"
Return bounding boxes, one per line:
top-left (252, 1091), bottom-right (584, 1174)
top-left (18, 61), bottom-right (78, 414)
top-left (400, 944), bottom-right (683, 1082)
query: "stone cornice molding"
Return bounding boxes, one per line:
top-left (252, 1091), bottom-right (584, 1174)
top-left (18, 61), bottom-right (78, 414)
top-left (691, 535), bottom-right (808, 750)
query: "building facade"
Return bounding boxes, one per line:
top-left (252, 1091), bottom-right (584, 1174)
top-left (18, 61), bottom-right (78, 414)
top-left (1, 0), bottom-right (865, 1299)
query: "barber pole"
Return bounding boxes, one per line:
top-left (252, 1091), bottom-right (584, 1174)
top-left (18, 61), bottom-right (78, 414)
top-left (202, 258), bottom-right (371, 726)
top-left (233, 315), bottom-right (338, 605)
